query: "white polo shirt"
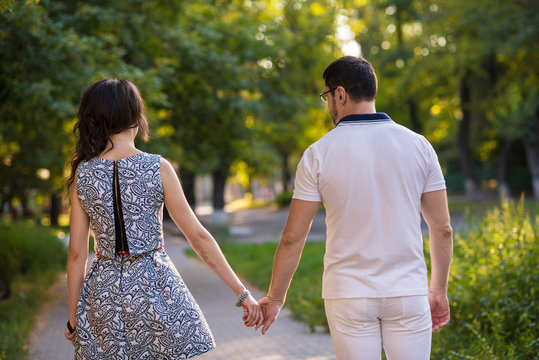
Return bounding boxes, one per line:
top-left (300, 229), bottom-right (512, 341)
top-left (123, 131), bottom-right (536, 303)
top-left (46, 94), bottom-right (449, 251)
top-left (293, 113), bottom-right (446, 299)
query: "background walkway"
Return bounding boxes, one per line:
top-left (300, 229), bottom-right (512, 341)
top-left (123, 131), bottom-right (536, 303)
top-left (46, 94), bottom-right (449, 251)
top-left (28, 213), bottom-right (336, 360)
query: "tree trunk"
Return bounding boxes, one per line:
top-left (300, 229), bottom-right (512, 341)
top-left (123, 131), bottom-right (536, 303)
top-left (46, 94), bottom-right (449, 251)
top-left (524, 107), bottom-right (539, 200)
top-left (497, 134), bottom-right (511, 199)
top-left (281, 152), bottom-right (291, 192)
top-left (50, 194), bottom-right (61, 226)
top-left (458, 73), bottom-right (481, 200)
top-left (180, 168), bottom-right (196, 209)
top-left (408, 100), bottom-right (422, 134)
top-left (21, 193), bottom-right (34, 218)
top-left (212, 168), bottom-right (227, 211)
top-left (211, 167), bottom-right (228, 225)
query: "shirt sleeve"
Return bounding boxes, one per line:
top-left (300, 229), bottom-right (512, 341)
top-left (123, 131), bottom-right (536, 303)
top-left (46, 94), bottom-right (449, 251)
top-left (423, 141), bottom-right (446, 193)
top-left (292, 147), bottom-right (323, 202)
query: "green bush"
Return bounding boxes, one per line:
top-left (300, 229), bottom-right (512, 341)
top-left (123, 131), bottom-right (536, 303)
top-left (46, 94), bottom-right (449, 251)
top-left (430, 196), bottom-right (538, 359)
top-left (0, 220), bottom-right (67, 285)
top-left (274, 190), bottom-right (293, 208)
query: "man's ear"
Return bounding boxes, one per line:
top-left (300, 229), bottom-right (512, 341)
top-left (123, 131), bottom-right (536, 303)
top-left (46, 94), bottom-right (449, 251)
top-left (336, 86), bottom-right (346, 103)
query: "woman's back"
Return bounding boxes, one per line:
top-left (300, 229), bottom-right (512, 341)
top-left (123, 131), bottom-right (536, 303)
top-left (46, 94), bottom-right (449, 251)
top-left (74, 152), bottom-right (215, 359)
top-left (77, 152), bottom-right (164, 256)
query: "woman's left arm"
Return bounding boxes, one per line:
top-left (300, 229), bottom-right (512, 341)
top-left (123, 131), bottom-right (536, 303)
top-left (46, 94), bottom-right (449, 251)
top-left (160, 159), bottom-right (263, 327)
top-left (65, 174), bottom-right (90, 344)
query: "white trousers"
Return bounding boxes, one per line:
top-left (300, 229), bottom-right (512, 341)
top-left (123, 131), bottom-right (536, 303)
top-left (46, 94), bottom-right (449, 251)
top-left (325, 296), bottom-right (432, 360)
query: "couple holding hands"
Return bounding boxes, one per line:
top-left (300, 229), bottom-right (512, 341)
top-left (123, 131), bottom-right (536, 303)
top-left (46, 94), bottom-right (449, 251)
top-left (65, 56), bottom-right (452, 360)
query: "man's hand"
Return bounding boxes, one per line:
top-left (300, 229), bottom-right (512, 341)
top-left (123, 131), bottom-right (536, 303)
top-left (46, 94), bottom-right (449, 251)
top-left (429, 290), bottom-right (450, 332)
top-left (257, 296), bottom-right (284, 335)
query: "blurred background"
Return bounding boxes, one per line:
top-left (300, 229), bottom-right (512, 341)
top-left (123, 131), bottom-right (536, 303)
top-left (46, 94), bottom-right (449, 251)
top-left (0, 0), bottom-right (537, 225)
top-left (0, 1), bottom-right (538, 359)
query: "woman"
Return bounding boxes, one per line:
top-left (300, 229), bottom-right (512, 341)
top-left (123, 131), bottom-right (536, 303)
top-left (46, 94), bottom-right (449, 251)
top-left (64, 79), bottom-right (263, 359)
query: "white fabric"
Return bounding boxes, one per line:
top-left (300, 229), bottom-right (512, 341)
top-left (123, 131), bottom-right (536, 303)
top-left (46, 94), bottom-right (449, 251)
top-left (293, 119), bottom-right (446, 299)
top-left (325, 296), bottom-right (432, 360)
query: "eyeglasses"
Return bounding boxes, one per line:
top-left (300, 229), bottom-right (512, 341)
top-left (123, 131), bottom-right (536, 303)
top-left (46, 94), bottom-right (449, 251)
top-left (319, 87), bottom-right (337, 102)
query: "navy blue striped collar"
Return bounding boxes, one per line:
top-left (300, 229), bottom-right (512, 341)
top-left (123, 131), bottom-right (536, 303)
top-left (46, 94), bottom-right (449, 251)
top-left (336, 113), bottom-right (392, 126)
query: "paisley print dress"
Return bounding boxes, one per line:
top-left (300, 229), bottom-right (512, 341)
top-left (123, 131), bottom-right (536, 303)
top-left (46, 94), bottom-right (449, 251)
top-left (75, 152), bottom-right (215, 359)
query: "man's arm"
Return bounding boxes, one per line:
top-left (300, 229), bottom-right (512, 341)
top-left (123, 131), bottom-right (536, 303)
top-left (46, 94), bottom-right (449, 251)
top-left (421, 189), bottom-right (453, 332)
top-left (259, 199), bottom-right (321, 334)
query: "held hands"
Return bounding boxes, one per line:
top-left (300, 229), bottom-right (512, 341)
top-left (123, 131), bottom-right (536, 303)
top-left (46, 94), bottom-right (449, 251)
top-left (429, 290), bottom-right (450, 332)
top-left (241, 293), bottom-right (283, 334)
top-left (241, 293), bottom-right (265, 328)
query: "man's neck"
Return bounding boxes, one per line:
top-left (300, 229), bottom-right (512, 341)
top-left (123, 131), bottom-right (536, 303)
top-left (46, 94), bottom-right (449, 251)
top-left (336, 101), bottom-right (377, 124)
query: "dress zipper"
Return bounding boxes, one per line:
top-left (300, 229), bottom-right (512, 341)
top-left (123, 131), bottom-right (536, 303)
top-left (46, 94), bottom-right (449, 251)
top-left (113, 160), bottom-right (129, 289)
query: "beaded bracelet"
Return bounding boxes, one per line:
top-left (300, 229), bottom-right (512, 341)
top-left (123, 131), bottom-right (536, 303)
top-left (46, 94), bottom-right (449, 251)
top-left (235, 290), bottom-right (250, 307)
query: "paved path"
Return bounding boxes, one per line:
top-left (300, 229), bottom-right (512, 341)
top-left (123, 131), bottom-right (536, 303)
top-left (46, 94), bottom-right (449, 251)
top-left (196, 207), bottom-right (328, 243)
top-left (28, 222), bottom-right (336, 360)
top-left (213, 207), bottom-right (464, 240)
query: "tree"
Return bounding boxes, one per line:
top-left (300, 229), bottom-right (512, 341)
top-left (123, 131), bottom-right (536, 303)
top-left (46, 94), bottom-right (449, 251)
top-left (345, 0), bottom-right (538, 199)
top-left (437, 0), bottom-right (539, 199)
top-left (0, 1), bottom-right (90, 218)
top-left (253, 0), bottom-right (337, 191)
top-left (161, 0), bottom-right (264, 215)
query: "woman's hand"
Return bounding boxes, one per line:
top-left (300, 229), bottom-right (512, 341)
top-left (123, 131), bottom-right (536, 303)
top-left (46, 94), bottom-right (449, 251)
top-left (64, 324), bottom-right (76, 346)
top-left (241, 294), bottom-right (264, 328)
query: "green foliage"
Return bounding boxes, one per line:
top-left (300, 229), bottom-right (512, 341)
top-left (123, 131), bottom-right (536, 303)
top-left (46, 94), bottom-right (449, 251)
top-left (250, 0), bottom-right (336, 191)
top-left (273, 190), bottom-right (294, 208)
top-left (2, 0), bottom-right (538, 217)
top-left (0, 220), bottom-right (67, 284)
top-left (345, 0), bottom-right (538, 198)
top-left (0, 220), bottom-right (67, 360)
top-left (284, 242), bottom-right (327, 331)
top-left (0, 272), bottom-right (59, 360)
top-left (430, 196), bottom-right (538, 359)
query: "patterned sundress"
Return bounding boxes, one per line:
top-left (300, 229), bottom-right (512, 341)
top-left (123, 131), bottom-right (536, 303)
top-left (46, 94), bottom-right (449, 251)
top-left (74, 152), bottom-right (215, 359)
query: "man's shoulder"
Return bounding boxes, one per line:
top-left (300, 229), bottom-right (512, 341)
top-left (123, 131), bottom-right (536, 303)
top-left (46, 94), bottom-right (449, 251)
top-left (302, 130), bottom-right (333, 153)
top-left (387, 121), bottom-right (432, 144)
top-left (312, 127), bottom-right (343, 146)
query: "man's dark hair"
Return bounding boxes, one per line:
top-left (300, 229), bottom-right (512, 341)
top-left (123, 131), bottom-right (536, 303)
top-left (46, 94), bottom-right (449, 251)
top-left (322, 56), bottom-right (378, 102)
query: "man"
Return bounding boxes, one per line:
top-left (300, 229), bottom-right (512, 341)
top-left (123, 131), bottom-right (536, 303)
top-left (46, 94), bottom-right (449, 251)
top-left (257, 56), bottom-right (453, 360)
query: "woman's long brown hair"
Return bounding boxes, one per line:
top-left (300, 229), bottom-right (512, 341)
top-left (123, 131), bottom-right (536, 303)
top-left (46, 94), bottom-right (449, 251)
top-left (65, 79), bottom-right (149, 193)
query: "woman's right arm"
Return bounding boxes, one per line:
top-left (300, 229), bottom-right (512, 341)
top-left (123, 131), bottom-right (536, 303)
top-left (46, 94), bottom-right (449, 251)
top-left (160, 158), bottom-right (263, 327)
top-left (65, 173), bottom-right (90, 343)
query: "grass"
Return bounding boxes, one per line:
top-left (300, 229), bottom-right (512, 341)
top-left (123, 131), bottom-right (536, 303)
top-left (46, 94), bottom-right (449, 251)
top-left (0, 219), bottom-right (67, 360)
top-left (0, 271), bottom-right (59, 360)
